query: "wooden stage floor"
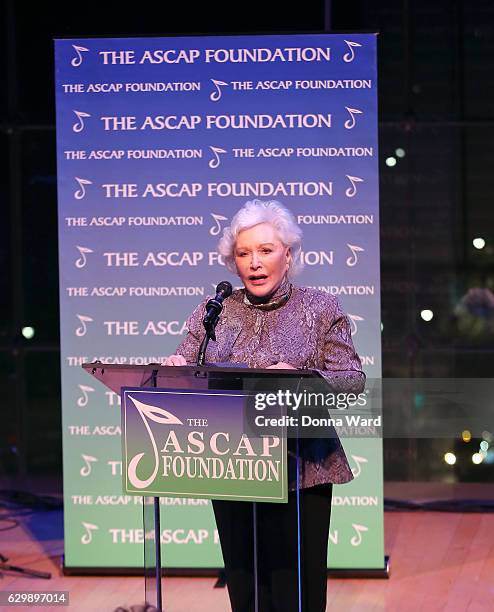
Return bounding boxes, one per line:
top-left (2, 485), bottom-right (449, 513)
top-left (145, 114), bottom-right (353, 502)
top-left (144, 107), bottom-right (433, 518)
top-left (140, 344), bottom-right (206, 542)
top-left (1, 484), bottom-right (494, 611)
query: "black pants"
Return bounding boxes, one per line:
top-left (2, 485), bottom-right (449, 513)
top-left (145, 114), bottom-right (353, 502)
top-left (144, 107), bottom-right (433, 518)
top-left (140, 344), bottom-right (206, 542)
top-left (212, 484), bottom-right (333, 612)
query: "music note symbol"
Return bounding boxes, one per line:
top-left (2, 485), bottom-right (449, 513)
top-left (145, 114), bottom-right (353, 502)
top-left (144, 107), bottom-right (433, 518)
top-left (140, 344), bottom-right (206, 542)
top-left (345, 175), bottom-right (364, 198)
top-left (210, 79), bottom-right (228, 101)
top-left (75, 246), bottom-right (94, 268)
top-left (209, 146), bottom-right (227, 169)
top-left (126, 395), bottom-right (184, 489)
top-left (81, 521), bottom-right (99, 544)
top-left (350, 454), bottom-right (368, 478)
top-left (343, 40), bottom-right (362, 63)
top-left (350, 523), bottom-right (368, 546)
top-left (210, 213), bottom-right (228, 236)
top-left (71, 45), bottom-right (89, 67)
top-left (77, 384), bottom-right (95, 407)
top-left (75, 314), bottom-right (93, 337)
top-left (80, 454), bottom-right (98, 477)
top-left (348, 313), bottom-right (364, 336)
top-left (346, 244), bottom-right (365, 267)
top-left (72, 110), bottom-right (91, 133)
top-left (74, 177), bottom-right (93, 200)
top-left (344, 107), bottom-right (363, 129)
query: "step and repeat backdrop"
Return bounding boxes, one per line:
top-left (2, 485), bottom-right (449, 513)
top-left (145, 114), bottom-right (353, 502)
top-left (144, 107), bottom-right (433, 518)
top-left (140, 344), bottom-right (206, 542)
top-left (55, 33), bottom-right (382, 571)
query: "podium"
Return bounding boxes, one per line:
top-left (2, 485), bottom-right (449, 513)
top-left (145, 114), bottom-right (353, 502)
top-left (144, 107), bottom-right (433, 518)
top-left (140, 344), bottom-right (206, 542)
top-left (83, 362), bottom-right (326, 612)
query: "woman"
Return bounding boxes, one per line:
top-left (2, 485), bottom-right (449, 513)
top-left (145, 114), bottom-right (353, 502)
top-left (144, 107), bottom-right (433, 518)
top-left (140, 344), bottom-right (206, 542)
top-left (165, 199), bottom-right (365, 612)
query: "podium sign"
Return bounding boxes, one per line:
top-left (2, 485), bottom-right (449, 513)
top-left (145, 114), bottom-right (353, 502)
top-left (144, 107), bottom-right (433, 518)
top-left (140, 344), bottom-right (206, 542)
top-left (122, 388), bottom-right (288, 502)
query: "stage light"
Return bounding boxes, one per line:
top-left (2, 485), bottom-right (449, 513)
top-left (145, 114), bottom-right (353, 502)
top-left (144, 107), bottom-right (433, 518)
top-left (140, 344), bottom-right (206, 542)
top-left (482, 430), bottom-right (492, 442)
top-left (462, 430), bottom-right (472, 442)
top-left (472, 237), bottom-right (486, 250)
top-left (395, 148), bottom-right (406, 158)
top-left (480, 440), bottom-right (489, 452)
top-left (420, 309), bottom-right (433, 322)
top-left (444, 452), bottom-right (456, 465)
top-left (472, 452), bottom-right (483, 465)
top-left (385, 157), bottom-right (396, 167)
top-left (21, 326), bottom-right (35, 339)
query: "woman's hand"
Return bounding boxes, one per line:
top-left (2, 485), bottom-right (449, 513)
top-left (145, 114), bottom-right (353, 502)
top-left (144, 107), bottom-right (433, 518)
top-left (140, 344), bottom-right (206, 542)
top-left (266, 362), bottom-right (296, 369)
top-left (162, 354), bottom-right (187, 366)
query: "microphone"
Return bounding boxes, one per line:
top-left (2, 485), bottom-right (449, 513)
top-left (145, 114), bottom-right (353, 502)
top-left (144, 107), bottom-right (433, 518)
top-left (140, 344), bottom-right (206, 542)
top-left (203, 281), bottom-right (233, 332)
top-left (197, 281), bottom-right (233, 365)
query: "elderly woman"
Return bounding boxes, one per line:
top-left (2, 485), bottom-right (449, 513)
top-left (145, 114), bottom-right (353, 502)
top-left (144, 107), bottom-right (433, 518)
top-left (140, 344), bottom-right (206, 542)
top-left (165, 199), bottom-right (364, 612)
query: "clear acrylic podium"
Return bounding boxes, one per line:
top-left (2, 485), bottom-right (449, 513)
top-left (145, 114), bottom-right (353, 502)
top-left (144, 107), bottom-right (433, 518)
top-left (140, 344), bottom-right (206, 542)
top-left (83, 362), bottom-right (325, 612)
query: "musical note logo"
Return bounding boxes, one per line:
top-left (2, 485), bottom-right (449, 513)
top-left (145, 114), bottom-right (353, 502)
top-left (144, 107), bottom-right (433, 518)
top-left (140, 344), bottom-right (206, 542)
top-left (209, 146), bottom-right (227, 169)
top-left (343, 40), bottom-right (362, 63)
top-left (74, 177), bottom-right (93, 200)
top-left (80, 454), bottom-right (98, 477)
top-left (350, 523), bottom-right (368, 546)
top-left (346, 244), bottom-right (365, 267)
top-left (209, 213), bottom-right (228, 236)
top-left (344, 107), bottom-right (363, 129)
top-left (210, 79), bottom-right (228, 101)
top-left (72, 110), bottom-right (91, 133)
top-left (81, 522), bottom-right (98, 545)
top-left (71, 45), bottom-right (89, 67)
top-left (348, 313), bottom-right (364, 336)
top-left (75, 314), bottom-right (93, 337)
top-left (127, 395), bottom-right (183, 489)
top-left (350, 454), bottom-right (368, 478)
top-left (75, 246), bottom-right (94, 268)
top-left (77, 384), bottom-right (95, 407)
top-left (345, 175), bottom-right (364, 198)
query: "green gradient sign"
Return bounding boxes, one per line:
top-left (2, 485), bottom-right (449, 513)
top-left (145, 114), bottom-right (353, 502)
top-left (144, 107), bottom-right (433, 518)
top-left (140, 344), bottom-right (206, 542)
top-left (122, 388), bottom-right (287, 502)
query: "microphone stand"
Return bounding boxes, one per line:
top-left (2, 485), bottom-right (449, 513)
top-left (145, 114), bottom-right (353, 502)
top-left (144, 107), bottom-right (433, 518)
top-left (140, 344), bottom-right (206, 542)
top-left (197, 320), bottom-right (218, 366)
top-left (0, 552), bottom-right (51, 579)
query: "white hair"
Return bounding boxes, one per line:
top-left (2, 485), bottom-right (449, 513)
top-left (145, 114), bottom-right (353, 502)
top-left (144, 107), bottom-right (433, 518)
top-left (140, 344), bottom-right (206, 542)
top-left (217, 199), bottom-right (303, 278)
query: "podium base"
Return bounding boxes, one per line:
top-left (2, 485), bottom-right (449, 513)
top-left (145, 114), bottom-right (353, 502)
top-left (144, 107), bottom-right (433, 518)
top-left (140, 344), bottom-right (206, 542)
top-left (327, 555), bottom-right (390, 579)
top-left (62, 556), bottom-right (390, 578)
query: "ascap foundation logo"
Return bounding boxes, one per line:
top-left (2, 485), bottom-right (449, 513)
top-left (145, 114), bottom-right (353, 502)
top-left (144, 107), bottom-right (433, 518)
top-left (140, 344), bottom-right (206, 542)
top-left (81, 521), bottom-right (98, 544)
top-left (122, 389), bottom-right (287, 502)
top-left (80, 453), bottom-right (98, 477)
top-left (71, 44), bottom-right (89, 67)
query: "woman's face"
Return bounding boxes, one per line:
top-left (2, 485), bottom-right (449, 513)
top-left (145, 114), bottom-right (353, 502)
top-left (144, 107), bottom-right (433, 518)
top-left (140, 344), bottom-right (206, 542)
top-left (234, 223), bottom-right (291, 298)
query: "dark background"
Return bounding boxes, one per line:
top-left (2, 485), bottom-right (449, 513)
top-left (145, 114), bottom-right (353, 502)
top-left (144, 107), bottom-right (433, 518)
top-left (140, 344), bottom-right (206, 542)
top-left (1, 0), bottom-right (494, 483)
